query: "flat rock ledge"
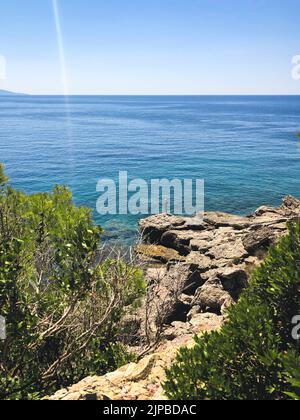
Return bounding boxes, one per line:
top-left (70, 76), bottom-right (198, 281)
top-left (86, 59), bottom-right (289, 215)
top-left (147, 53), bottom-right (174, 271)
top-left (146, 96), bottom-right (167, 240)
top-left (46, 196), bottom-right (300, 401)
top-left (45, 313), bottom-right (222, 401)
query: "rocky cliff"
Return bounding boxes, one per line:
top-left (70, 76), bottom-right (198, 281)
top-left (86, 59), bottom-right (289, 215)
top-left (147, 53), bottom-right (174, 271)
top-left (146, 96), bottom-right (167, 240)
top-left (46, 196), bottom-right (300, 400)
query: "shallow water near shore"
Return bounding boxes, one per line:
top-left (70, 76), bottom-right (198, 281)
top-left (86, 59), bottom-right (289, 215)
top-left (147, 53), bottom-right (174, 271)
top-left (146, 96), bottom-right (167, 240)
top-left (1, 95), bottom-right (300, 245)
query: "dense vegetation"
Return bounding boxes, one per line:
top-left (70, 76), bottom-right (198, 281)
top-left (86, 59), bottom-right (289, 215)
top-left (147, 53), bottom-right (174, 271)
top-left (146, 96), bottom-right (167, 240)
top-left (164, 220), bottom-right (300, 400)
top-left (0, 164), bottom-right (145, 399)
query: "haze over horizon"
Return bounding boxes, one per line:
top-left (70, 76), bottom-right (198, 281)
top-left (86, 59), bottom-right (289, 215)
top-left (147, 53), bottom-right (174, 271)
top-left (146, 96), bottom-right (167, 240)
top-left (2, 89), bottom-right (300, 97)
top-left (0, 0), bottom-right (300, 96)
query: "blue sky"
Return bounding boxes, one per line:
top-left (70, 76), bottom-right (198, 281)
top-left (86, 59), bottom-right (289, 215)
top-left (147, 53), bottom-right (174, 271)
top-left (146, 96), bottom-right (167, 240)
top-left (0, 0), bottom-right (300, 95)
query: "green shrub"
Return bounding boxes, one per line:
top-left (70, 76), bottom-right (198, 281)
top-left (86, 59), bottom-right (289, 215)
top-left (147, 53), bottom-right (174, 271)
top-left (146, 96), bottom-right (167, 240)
top-left (0, 165), bottom-right (145, 399)
top-left (164, 221), bottom-right (300, 400)
top-left (282, 351), bottom-right (300, 400)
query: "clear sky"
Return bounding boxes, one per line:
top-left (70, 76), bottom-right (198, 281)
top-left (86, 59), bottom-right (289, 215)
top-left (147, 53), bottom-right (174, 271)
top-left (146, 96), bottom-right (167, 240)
top-left (0, 0), bottom-right (300, 95)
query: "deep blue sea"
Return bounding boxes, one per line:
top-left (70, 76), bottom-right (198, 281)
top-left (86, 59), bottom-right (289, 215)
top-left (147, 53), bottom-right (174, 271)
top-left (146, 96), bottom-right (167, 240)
top-left (0, 95), bottom-right (300, 244)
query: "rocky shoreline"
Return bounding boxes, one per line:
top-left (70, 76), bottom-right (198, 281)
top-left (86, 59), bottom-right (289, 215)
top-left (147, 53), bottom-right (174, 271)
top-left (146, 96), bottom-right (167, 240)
top-left (135, 195), bottom-right (300, 342)
top-left (46, 196), bottom-right (300, 400)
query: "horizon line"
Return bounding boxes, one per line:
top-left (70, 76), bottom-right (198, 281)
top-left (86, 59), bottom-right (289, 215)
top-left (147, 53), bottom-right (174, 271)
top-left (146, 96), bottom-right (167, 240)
top-left (2, 91), bottom-right (300, 97)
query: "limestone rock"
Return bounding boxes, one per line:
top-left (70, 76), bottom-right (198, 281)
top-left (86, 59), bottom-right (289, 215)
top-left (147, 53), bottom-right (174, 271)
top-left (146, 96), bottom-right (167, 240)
top-left (139, 214), bottom-right (186, 243)
top-left (281, 195), bottom-right (300, 216)
top-left (179, 293), bottom-right (194, 306)
top-left (207, 238), bottom-right (248, 260)
top-left (160, 230), bottom-right (193, 255)
top-left (189, 230), bottom-right (215, 252)
top-left (45, 320), bottom-right (222, 401)
top-left (252, 214), bottom-right (287, 226)
top-left (204, 212), bottom-right (252, 229)
top-left (187, 305), bottom-right (201, 321)
top-left (145, 267), bottom-right (167, 285)
top-left (242, 226), bottom-right (277, 254)
top-left (192, 280), bottom-right (235, 314)
top-left (136, 244), bottom-right (185, 264)
top-left (163, 313), bottom-right (223, 340)
top-left (189, 313), bottom-right (224, 332)
top-left (144, 264), bottom-right (198, 330)
top-left (185, 251), bottom-right (215, 271)
top-left (254, 205), bottom-right (282, 217)
top-left (163, 321), bottom-right (192, 340)
top-left (216, 266), bottom-right (248, 294)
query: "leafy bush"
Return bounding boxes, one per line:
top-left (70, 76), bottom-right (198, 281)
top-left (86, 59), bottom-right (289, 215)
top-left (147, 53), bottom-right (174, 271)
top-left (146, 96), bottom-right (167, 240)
top-left (282, 351), bottom-right (300, 400)
top-left (0, 165), bottom-right (145, 399)
top-left (164, 221), bottom-right (300, 400)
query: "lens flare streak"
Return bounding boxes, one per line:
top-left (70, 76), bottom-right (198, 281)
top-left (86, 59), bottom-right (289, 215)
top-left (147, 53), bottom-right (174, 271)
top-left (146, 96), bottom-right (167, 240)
top-left (52, 0), bottom-right (74, 177)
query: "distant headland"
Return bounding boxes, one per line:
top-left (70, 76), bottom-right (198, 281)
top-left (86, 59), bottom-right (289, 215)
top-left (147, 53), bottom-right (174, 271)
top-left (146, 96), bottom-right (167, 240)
top-left (0, 89), bottom-right (27, 96)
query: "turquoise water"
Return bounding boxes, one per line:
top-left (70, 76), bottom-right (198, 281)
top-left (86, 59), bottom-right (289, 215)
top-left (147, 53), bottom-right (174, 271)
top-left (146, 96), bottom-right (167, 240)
top-left (0, 95), bottom-right (300, 244)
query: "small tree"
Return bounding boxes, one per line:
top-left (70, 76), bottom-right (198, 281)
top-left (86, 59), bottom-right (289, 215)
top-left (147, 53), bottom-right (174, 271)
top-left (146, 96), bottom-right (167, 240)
top-left (0, 164), bottom-right (145, 399)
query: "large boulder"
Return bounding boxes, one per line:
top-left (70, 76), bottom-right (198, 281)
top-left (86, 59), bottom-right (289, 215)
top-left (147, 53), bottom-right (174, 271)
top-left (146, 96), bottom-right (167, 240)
top-left (216, 266), bottom-right (248, 297)
top-left (281, 195), bottom-right (300, 217)
top-left (242, 226), bottom-right (277, 254)
top-left (206, 237), bottom-right (248, 260)
top-left (189, 312), bottom-right (224, 332)
top-left (251, 196), bottom-right (300, 225)
top-left (160, 230), bottom-right (193, 255)
top-left (163, 313), bottom-right (223, 340)
top-left (254, 205), bottom-right (282, 217)
top-left (204, 212), bottom-right (252, 230)
top-left (192, 279), bottom-right (235, 314)
top-left (144, 264), bottom-right (203, 332)
top-left (139, 214), bottom-right (186, 243)
top-left (184, 252), bottom-right (215, 272)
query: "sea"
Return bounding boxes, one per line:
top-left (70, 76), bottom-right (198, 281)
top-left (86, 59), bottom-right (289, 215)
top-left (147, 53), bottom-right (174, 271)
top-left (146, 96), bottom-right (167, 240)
top-left (1, 95), bottom-right (300, 245)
